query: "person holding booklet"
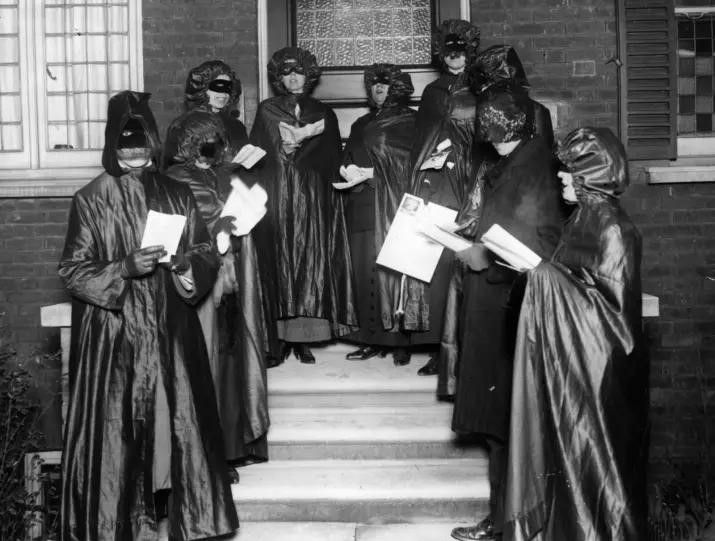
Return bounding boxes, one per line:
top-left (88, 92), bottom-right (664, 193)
top-left (449, 87), bottom-right (566, 541)
top-left (250, 46), bottom-right (357, 364)
top-left (403, 19), bottom-right (482, 373)
top-left (164, 110), bottom-right (273, 476)
top-left (339, 64), bottom-right (416, 363)
top-left (503, 128), bottom-right (647, 540)
top-left (58, 91), bottom-right (237, 540)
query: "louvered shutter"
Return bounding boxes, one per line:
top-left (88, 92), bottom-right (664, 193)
top-left (618, 0), bottom-right (677, 160)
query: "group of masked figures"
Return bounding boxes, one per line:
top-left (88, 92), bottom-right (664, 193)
top-left (57, 16), bottom-right (649, 541)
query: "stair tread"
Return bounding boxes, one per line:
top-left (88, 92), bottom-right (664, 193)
top-left (232, 458), bottom-right (489, 501)
top-left (231, 522), bottom-right (474, 541)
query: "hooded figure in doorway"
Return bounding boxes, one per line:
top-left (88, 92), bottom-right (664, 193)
top-left (58, 91), bottom-right (237, 540)
top-left (503, 127), bottom-right (648, 541)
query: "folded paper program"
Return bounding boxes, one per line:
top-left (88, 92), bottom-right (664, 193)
top-left (278, 119), bottom-right (325, 146)
top-left (140, 210), bottom-right (187, 263)
top-left (332, 164), bottom-right (374, 190)
top-left (216, 177), bottom-right (268, 254)
top-left (231, 144), bottom-right (266, 169)
top-left (480, 224), bottom-right (542, 272)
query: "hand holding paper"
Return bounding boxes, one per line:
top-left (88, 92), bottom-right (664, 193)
top-left (279, 119), bottom-right (325, 146)
top-left (216, 176), bottom-right (269, 254)
top-left (140, 210), bottom-right (187, 263)
top-left (420, 138), bottom-right (452, 171)
top-left (333, 164), bottom-right (374, 190)
top-left (480, 224), bottom-right (542, 272)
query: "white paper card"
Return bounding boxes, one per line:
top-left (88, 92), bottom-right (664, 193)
top-left (140, 210), bottom-right (187, 263)
top-left (376, 194), bottom-right (457, 282)
top-left (232, 144), bottom-right (266, 169)
top-left (480, 224), bottom-right (542, 272)
top-left (216, 177), bottom-right (269, 254)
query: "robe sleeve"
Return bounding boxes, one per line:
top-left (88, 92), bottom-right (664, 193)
top-left (173, 193), bottom-right (220, 305)
top-left (58, 192), bottom-right (129, 311)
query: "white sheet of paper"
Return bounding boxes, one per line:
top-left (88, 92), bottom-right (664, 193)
top-left (216, 177), bottom-right (269, 254)
top-left (232, 144), bottom-right (266, 169)
top-left (376, 194), bottom-right (457, 282)
top-left (140, 210), bottom-right (186, 263)
top-left (480, 224), bottom-right (542, 272)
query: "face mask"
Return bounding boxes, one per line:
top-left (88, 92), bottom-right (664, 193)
top-left (369, 73), bottom-right (391, 86)
top-left (208, 79), bottom-right (232, 94)
top-left (279, 59), bottom-right (305, 76)
top-left (118, 117), bottom-right (147, 149)
top-left (199, 138), bottom-right (223, 160)
top-left (444, 33), bottom-right (467, 55)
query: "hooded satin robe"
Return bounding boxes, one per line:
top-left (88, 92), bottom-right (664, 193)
top-left (504, 128), bottom-right (648, 541)
top-left (58, 91), bottom-right (237, 540)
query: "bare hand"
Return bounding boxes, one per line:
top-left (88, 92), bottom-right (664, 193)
top-left (120, 245), bottom-right (166, 278)
top-left (455, 243), bottom-right (490, 272)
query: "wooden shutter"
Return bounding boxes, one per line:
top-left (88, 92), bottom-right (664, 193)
top-left (618, 0), bottom-right (677, 160)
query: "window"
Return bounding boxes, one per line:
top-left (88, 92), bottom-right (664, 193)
top-left (675, 6), bottom-right (715, 156)
top-left (0, 0), bottom-right (142, 172)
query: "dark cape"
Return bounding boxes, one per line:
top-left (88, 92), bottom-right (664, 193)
top-left (165, 161), bottom-right (271, 464)
top-left (504, 147), bottom-right (648, 541)
top-left (451, 135), bottom-right (566, 440)
top-left (342, 104), bottom-right (416, 345)
top-left (58, 93), bottom-right (237, 540)
top-left (403, 71), bottom-right (477, 340)
top-left (250, 93), bottom-right (358, 337)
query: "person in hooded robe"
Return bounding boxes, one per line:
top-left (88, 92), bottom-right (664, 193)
top-left (403, 19), bottom-right (481, 373)
top-left (340, 64), bottom-right (416, 363)
top-left (250, 46), bottom-right (358, 364)
top-left (449, 88), bottom-right (567, 541)
top-left (503, 128), bottom-right (648, 541)
top-left (58, 91), bottom-right (238, 540)
top-left (437, 45), bottom-right (556, 398)
top-left (164, 110), bottom-right (271, 474)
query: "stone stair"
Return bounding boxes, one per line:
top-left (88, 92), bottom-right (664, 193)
top-left (230, 342), bottom-right (489, 540)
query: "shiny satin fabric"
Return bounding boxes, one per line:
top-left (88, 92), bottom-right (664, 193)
top-left (343, 104), bottom-right (416, 333)
top-left (504, 164), bottom-right (648, 538)
top-left (250, 93), bottom-right (358, 336)
top-left (58, 169), bottom-right (237, 539)
top-left (402, 71), bottom-right (477, 335)
top-left (165, 161), bottom-right (271, 463)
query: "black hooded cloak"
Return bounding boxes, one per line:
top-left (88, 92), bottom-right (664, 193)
top-left (342, 64), bottom-right (416, 346)
top-left (504, 128), bottom-right (648, 541)
top-left (58, 91), bottom-right (238, 540)
top-left (250, 47), bottom-right (358, 340)
top-left (164, 110), bottom-right (271, 464)
top-left (403, 19), bottom-right (480, 342)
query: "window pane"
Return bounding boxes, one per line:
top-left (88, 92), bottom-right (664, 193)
top-left (0, 7), bottom-right (18, 33)
top-left (0, 2), bottom-right (21, 152)
top-left (108, 63), bottom-right (129, 91)
top-left (0, 36), bottom-right (19, 62)
top-left (295, 0), bottom-right (433, 67)
top-left (677, 13), bottom-right (715, 134)
top-left (86, 35), bottom-right (107, 62)
top-left (108, 34), bottom-right (128, 61)
top-left (0, 95), bottom-right (21, 122)
top-left (1, 124), bottom-right (22, 151)
top-left (0, 65), bottom-right (20, 92)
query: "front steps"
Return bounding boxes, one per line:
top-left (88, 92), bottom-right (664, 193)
top-left (231, 342), bottom-right (489, 539)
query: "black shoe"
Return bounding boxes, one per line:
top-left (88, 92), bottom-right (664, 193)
top-left (266, 354), bottom-right (282, 368)
top-left (227, 466), bottom-right (240, 484)
top-left (451, 517), bottom-right (497, 540)
top-left (294, 343), bottom-right (316, 364)
top-left (392, 347), bottom-right (411, 366)
top-left (417, 354), bottom-right (439, 376)
top-left (346, 346), bottom-right (381, 360)
top-left (279, 342), bottom-right (292, 362)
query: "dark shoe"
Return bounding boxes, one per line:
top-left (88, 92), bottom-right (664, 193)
top-left (417, 354), bottom-right (439, 376)
top-left (392, 347), bottom-right (411, 366)
top-left (346, 346), bottom-right (381, 360)
top-left (294, 343), bottom-right (316, 364)
top-left (266, 354), bottom-right (282, 368)
top-left (279, 342), bottom-right (292, 362)
top-left (451, 517), bottom-right (497, 540)
top-left (227, 466), bottom-right (240, 484)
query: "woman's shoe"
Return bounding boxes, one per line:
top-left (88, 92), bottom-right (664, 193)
top-left (293, 343), bottom-right (316, 364)
top-left (392, 347), bottom-right (411, 366)
top-left (417, 354), bottom-right (439, 376)
top-left (346, 346), bottom-right (381, 360)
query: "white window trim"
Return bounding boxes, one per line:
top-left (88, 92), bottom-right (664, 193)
top-left (0, 0), bottom-right (143, 198)
top-left (648, 5), bottom-right (715, 183)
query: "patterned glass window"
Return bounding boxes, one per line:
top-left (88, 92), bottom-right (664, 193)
top-left (44, 0), bottom-right (132, 151)
top-left (295, 0), bottom-right (433, 68)
top-left (677, 13), bottom-right (715, 134)
top-left (0, 1), bottom-right (22, 152)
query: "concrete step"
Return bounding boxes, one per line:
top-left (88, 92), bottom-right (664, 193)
top-left (231, 522), bottom-right (474, 541)
top-left (267, 405), bottom-right (485, 460)
top-left (232, 458), bottom-right (489, 523)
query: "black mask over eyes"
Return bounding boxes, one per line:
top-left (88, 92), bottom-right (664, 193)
top-left (278, 59), bottom-right (306, 76)
top-left (199, 137), bottom-right (224, 160)
top-left (118, 117), bottom-right (147, 149)
top-left (208, 79), bottom-right (232, 94)
top-left (444, 33), bottom-right (467, 54)
top-left (369, 73), bottom-right (391, 86)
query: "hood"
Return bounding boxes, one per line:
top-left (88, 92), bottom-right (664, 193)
top-left (363, 63), bottom-right (414, 109)
top-left (102, 90), bottom-right (162, 177)
top-left (268, 46), bottom-right (321, 96)
top-left (164, 110), bottom-right (226, 168)
top-left (185, 60), bottom-right (242, 112)
top-left (432, 19), bottom-right (481, 72)
top-left (470, 44), bottom-right (529, 95)
top-left (558, 127), bottom-right (629, 198)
